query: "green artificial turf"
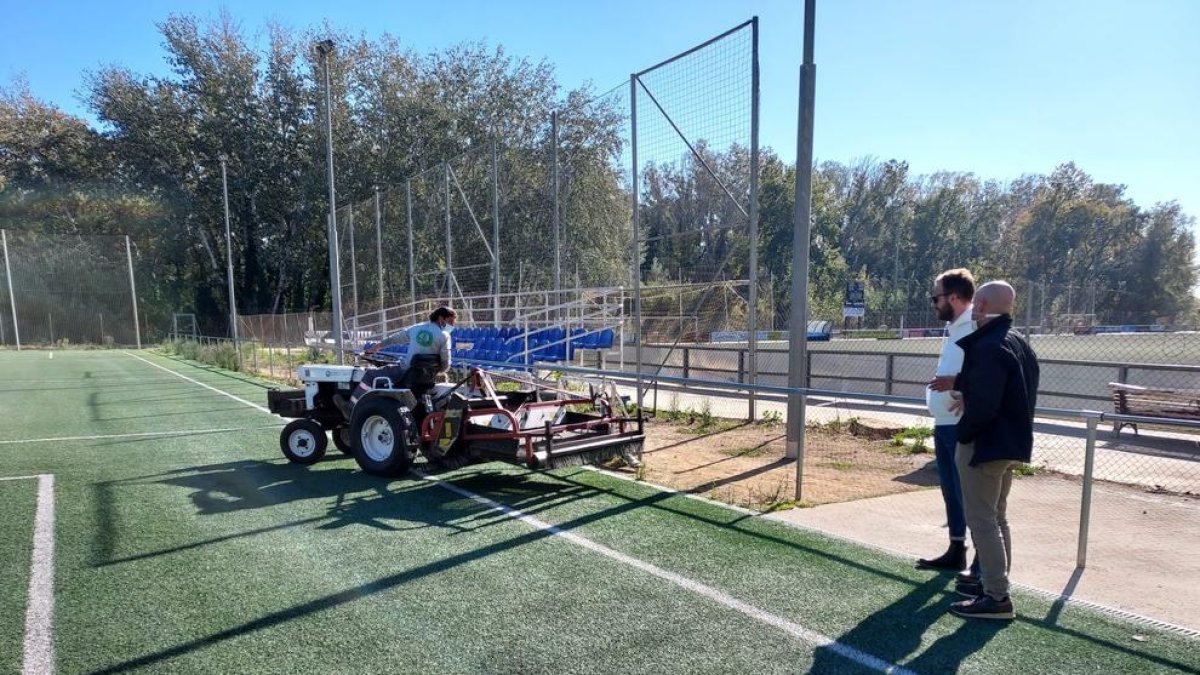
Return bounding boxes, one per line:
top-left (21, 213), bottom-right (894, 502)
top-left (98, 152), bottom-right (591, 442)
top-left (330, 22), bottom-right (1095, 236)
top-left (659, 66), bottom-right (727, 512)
top-left (0, 349), bottom-right (1195, 674)
top-left (0, 478), bottom-right (37, 674)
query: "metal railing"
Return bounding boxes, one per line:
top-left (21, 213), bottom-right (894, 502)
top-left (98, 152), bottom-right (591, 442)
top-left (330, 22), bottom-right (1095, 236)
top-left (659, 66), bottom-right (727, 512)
top-left (630, 343), bottom-right (1200, 410)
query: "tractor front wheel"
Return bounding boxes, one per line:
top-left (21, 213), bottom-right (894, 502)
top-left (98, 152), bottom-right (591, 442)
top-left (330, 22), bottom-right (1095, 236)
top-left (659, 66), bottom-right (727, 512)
top-left (280, 419), bottom-right (327, 465)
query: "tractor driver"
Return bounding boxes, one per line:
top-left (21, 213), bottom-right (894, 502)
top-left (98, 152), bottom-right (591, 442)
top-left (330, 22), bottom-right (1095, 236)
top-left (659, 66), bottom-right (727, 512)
top-left (354, 306), bottom-right (457, 403)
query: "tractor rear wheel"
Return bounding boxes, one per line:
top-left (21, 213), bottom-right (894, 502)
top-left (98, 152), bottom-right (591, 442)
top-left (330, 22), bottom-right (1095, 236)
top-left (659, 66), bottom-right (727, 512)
top-left (350, 399), bottom-right (418, 476)
top-left (280, 419), bottom-right (327, 465)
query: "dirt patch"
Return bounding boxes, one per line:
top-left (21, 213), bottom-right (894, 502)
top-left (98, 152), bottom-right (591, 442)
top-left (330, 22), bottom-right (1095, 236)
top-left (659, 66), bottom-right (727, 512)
top-left (615, 417), bottom-right (940, 512)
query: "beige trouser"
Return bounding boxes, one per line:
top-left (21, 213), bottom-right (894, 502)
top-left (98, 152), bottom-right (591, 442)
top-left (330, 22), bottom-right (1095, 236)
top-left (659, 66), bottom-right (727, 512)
top-left (955, 442), bottom-right (1018, 600)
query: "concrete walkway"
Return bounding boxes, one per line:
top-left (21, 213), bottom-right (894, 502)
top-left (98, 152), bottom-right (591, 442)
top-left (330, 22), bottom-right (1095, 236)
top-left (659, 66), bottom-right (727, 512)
top-left (767, 476), bottom-right (1200, 633)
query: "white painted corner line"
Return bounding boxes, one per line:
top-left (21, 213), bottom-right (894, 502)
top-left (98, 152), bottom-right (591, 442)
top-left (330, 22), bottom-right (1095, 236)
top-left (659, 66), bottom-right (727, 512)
top-left (124, 352), bottom-right (271, 414)
top-left (414, 469), bottom-right (915, 675)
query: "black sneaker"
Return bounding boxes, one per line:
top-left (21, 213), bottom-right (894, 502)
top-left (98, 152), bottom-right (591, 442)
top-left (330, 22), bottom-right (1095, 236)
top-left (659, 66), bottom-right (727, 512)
top-left (954, 579), bottom-right (983, 598)
top-left (951, 594), bottom-right (1014, 620)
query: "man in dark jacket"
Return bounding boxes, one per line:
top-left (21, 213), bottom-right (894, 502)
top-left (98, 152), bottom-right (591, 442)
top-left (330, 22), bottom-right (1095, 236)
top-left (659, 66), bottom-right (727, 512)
top-left (947, 281), bottom-right (1039, 620)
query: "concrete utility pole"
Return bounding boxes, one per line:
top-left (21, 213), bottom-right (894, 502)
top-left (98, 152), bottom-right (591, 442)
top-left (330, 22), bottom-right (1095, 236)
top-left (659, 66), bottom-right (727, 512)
top-left (787, 0), bottom-right (817, 502)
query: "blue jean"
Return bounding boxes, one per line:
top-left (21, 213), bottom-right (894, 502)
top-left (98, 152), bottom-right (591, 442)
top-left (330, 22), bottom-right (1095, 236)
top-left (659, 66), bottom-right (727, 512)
top-left (934, 424), bottom-right (967, 541)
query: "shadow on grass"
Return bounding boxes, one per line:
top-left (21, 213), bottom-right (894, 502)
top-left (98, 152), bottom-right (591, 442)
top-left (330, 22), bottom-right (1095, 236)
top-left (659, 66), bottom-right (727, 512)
top-left (808, 576), bottom-right (1004, 673)
top-left (84, 464), bottom-right (624, 674)
top-left (86, 461), bottom-right (1197, 674)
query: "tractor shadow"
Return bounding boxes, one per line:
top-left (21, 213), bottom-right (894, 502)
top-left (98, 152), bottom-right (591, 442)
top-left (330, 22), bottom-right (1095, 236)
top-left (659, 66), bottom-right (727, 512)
top-left (90, 458), bottom-right (597, 569)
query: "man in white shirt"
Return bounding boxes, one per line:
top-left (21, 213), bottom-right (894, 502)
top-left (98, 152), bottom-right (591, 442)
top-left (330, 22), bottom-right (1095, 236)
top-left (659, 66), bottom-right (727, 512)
top-left (917, 269), bottom-right (977, 572)
top-left (355, 306), bottom-right (456, 402)
top-left (366, 306), bottom-right (456, 373)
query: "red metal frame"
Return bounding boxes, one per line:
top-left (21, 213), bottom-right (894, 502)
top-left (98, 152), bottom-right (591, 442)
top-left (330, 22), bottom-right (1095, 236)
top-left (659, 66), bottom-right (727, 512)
top-left (418, 368), bottom-right (637, 466)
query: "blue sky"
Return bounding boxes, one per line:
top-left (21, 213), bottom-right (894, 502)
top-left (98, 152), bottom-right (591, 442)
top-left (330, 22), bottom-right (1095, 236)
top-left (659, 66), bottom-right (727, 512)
top-left (3, 0), bottom-right (1198, 234)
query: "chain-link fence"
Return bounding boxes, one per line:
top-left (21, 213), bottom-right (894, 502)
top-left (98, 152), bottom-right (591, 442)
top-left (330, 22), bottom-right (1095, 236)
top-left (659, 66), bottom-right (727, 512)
top-left (0, 230), bottom-right (142, 348)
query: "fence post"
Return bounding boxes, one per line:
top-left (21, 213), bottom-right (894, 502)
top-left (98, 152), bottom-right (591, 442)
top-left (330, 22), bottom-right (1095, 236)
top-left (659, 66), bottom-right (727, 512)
top-left (630, 74), bottom-right (644, 411)
top-left (1117, 365), bottom-right (1129, 385)
top-left (491, 137), bottom-right (501, 325)
top-left (348, 208), bottom-right (358, 318)
top-left (375, 186), bottom-right (385, 329)
top-left (885, 354), bottom-right (895, 395)
top-left (746, 16), bottom-right (760, 423)
top-left (1076, 411), bottom-right (1102, 569)
top-left (3, 230), bottom-right (21, 350)
top-left (125, 235), bottom-right (142, 349)
top-left (737, 350), bottom-right (746, 384)
top-left (443, 163), bottom-right (453, 298)
top-left (552, 111), bottom-right (561, 319)
top-left (682, 348), bottom-right (690, 379)
top-left (406, 179), bottom-right (416, 305)
top-left (283, 313), bottom-right (292, 375)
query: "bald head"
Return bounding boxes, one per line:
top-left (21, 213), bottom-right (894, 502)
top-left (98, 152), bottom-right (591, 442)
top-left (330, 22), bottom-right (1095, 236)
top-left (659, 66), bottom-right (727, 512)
top-left (972, 281), bottom-right (1016, 325)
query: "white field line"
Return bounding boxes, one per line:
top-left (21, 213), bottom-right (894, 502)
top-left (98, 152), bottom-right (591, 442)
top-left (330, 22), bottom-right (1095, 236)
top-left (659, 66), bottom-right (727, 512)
top-left (0, 426), bottom-right (281, 446)
top-left (0, 474), bottom-right (56, 675)
top-left (124, 352), bottom-right (272, 413)
top-left (122, 355), bottom-right (916, 673)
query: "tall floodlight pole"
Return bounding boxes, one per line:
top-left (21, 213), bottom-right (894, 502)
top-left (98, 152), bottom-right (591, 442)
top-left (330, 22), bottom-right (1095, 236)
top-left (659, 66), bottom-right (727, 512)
top-left (219, 155), bottom-right (239, 345)
top-left (552, 110), bottom-right (562, 319)
top-left (2, 229), bottom-right (20, 350)
top-left (316, 39), bottom-right (344, 364)
top-left (787, 0), bottom-right (817, 501)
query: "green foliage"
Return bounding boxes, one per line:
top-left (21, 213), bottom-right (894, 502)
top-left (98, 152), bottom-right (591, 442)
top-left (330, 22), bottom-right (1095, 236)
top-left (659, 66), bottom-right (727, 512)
top-left (809, 417), bottom-right (855, 434)
top-left (1014, 463), bottom-right (1042, 477)
top-left (757, 409), bottom-right (783, 426)
top-left (160, 338), bottom-right (242, 371)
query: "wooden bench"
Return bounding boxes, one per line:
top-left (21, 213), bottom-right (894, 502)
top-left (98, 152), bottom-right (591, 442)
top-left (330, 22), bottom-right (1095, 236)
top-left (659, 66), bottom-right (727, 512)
top-left (1107, 382), bottom-right (1200, 434)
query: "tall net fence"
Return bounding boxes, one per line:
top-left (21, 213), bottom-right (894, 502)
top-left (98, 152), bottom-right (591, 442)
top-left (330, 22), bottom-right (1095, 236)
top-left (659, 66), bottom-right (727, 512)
top-left (630, 19), bottom-right (760, 419)
top-left (0, 230), bottom-right (141, 348)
